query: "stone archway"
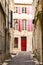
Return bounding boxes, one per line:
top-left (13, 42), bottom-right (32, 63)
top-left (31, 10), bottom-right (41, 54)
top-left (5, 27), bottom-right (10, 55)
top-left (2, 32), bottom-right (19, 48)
top-left (41, 21), bottom-right (43, 63)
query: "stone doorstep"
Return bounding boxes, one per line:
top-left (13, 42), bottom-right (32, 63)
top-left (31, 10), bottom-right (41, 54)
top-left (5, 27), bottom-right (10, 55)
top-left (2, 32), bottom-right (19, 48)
top-left (2, 62), bottom-right (8, 65)
top-left (34, 60), bottom-right (39, 65)
top-left (29, 52), bottom-right (35, 56)
top-left (5, 59), bottom-right (11, 62)
top-left (33, 55), bottom-right (39, 65)
top-left (10, 51), bottom-right (19, 56)
top-left (39, 62), bottom-right (43, 65)
top-left (11, 53), bottom-right (16, 55)
top-left (10, 52), bottom-right (19, 58)
top-left (2, 59), bottom-right (11, 65)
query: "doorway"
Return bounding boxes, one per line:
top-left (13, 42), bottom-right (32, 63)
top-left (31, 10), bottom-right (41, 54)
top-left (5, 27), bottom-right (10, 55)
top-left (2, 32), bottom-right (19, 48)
top-left (21, 37), bottom-right (26, 51)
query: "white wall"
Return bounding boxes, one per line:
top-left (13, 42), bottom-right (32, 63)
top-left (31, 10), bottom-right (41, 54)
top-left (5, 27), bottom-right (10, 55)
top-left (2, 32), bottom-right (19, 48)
top-left (13, 13), bottom-right (33, 19)
top-left (14, 0), bottom-right (33, 4)
top-left (13, 30), bottom-right (33, 52)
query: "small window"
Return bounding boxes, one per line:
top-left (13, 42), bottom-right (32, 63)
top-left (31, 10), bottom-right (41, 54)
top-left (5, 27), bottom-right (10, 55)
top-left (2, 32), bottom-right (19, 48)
top-left (22, 7), bottom-right (26, 13)
top-left (14, 7), bottom-right (18, 13)
top-left (14, 38), bottom-right (18, 48)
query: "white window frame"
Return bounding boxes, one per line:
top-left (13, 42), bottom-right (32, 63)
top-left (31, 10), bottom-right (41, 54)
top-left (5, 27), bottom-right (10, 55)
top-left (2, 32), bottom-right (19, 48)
top-left (14, 7), bottom-right (18, 13)
top-left (22, 20), bottom-right (26, 30)
top-left (14, 19), bottom-right (18, 30)
top-left (22, 7), bottom-right (26, 13)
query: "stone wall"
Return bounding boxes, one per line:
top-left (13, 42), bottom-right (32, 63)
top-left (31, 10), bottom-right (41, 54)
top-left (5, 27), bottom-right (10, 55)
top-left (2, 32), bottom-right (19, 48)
top-left (33, 0), bottom-right (43, 64)
top-left (0, 5), bottom-right (5, 63)
top-left (0, 0), bottom-right (10, 63)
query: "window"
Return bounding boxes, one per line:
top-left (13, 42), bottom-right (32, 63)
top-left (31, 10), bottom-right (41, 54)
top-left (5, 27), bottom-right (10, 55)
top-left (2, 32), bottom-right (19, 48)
top-left (14, 19), bottom-right (18, 30)
top-left (22, 20), bottom-right (26, 30)
top-left (14, 7), bottom-right (18, 13)
top-left (14, 38), bottom-right (18, 48)
top-left (22, 7), bottom-right (26, 13)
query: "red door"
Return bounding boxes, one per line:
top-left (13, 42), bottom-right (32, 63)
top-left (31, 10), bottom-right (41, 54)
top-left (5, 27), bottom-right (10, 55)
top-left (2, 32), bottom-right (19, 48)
top-left (21, 37), bottom-right (26, 51)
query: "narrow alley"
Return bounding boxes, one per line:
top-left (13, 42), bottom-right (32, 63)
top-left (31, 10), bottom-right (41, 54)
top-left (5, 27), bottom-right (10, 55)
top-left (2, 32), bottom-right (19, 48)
top-left (3, 52), bottom-right (37, 65)
top-left (0, 0), bottom-right (43, 65)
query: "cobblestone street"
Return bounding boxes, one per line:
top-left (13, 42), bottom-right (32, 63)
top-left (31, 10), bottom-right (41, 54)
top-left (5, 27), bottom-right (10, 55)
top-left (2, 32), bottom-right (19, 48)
top-left (2, 52), bottom-right (39, 65)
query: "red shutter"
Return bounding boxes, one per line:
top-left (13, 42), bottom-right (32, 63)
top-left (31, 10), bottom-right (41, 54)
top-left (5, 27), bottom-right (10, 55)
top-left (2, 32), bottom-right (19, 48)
top-left (26, 6), bottom-right (32, 14)
top-left (30, 21), bottom-right (32, 31)
top-left (18, 19), bottom-right (22, 31)
top-left (27, 20), bottom-right (33, 31)
top-left (20, 20), bottom-right (22, 31)
top-left (18, 7), bottom-right (22, 14)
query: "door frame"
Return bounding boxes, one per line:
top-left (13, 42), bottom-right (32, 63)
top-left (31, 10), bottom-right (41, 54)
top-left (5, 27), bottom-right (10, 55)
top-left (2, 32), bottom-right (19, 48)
top-left (21, 37), bottom-right (27, 51)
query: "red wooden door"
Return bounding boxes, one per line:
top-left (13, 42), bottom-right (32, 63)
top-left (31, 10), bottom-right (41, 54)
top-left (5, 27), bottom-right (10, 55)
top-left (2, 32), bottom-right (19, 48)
top-left (21, 37), bottom-right (26, 51)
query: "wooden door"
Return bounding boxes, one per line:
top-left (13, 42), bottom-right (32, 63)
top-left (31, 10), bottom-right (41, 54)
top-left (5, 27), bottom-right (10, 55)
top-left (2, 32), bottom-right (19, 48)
top-left (21, 37), bottom-right (26, 51)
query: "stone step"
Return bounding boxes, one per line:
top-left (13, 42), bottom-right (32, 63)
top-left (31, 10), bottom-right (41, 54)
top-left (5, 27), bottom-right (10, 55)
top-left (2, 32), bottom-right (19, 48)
top-left (24, 60), bottom-right (35, 65)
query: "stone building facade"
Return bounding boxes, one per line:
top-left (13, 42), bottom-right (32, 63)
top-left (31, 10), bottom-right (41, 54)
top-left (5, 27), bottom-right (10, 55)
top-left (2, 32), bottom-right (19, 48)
top-left (10, 2), bottom-right (34, 54)
top-left (32, 0), bottom-right (43, 65)
top-left (0, 0), bottom-right (10, 63)
top-left (9, 0), bottom-right (14, 54)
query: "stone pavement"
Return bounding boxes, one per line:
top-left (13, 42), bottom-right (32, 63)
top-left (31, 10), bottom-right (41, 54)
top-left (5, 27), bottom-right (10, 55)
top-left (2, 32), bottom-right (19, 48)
top-left (2, 52), bottom-right (39, 65)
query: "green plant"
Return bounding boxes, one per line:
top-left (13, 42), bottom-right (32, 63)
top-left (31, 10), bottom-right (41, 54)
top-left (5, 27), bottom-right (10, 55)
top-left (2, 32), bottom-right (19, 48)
top-left (37, 11), bottom-right (43, 21)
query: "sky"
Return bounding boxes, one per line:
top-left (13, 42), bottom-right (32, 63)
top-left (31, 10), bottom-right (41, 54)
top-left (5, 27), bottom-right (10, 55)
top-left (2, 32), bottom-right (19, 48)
top-left (14, 0), bottom-right (33, 4)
